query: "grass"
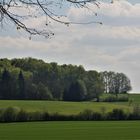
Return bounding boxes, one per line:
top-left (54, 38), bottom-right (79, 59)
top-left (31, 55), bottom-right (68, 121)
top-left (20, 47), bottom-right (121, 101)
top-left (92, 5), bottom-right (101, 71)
top-left (0, 121), bottom-right (140, 140)
top-left (0, 95), bottom-right (140, 139)
top-left (129, 94), bottom-right (140, 104)
top-left (0, 100), bottom-right (131, 115)
top-left (113, 94), bottom-right (140, 106)
top-left (0, 94), bottom-right (139, 115)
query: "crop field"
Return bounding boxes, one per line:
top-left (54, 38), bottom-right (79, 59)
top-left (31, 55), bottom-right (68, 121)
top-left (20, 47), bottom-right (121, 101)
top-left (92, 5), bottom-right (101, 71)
top-left (0, 121), bottom-right (140, 140)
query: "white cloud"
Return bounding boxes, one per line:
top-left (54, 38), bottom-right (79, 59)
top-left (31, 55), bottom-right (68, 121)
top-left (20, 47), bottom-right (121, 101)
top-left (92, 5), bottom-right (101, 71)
top-left (99, 0), bottom-right (140, 18)
top-left (0, 0), bottom-right (140, 92)
top-left (68, 0), bottom-right (140, 18)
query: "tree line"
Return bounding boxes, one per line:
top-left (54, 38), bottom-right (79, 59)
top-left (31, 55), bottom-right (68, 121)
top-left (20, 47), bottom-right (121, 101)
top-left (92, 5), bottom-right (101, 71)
top-left (0, 106), bottom-right (140, 122)
top-left (0, 58), bottom-right (132, 101)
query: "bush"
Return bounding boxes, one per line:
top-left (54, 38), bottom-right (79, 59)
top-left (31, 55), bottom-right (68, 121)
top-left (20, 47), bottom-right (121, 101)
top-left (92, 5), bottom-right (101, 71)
top-left (16, 109), bottom-right (29, 122)
top-left (28, 111), bottom-right (44, 121)
top-left (42, 112), bottom-right (51, 121)
top-left (0, 108), bottom-right (4, 121)
top-left (0, 106), bottom-right (140, 122)
top-left (117, 94), bottom-right (128, 102)
top-left (92, 112), bottom-right (102, 120)
top-left (133, 104), bottom-right (140, 115)
top-left (128, 104), bottom-right (140, 120)
top-left (100, 94), bottom-right (128, 102)
top-left (78, 109), bottom-right (94, 120)
top-left (0, 107), bottom-right (19, 122)
top-left (107, 109), bottom-right (127, 120)
top-left (78, 109), bottom-right (102, 121)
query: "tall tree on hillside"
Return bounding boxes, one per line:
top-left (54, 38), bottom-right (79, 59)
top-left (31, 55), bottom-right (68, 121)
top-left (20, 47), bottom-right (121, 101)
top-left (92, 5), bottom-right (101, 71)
top-left (36, 82), bottom-right (53, 100)
top-left (63, 80), bottom-right (87, 101)
top-left (100, 71), bottom-right (108, 94)
top-left (18, 71), bottom-right (25, 99)
top-left (115, 73), bottom-right (132, 94)
top-left (1, 68), bottom-right (12, 99)
top-left (101, 71), bottom-right (132, 95)
top-left (85, 71), bottom-right (104, 101)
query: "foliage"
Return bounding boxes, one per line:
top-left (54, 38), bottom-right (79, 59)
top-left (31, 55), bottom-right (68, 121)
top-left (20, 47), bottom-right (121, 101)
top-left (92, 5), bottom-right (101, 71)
top-left (0, 107), bottom-right (19, 122)
top-left (107, 108), bottom-right (128, 120)
top-left (0, 58), bottom-right (132, 101)
top-left (16, 109), bottom-right (29, 121)
top-left (133, 104), bottom-right (140, 115)
top-left (85, 70), bottom-right (104, 101)
top-left (78, 109), bottom-right (102, 120)
top-left (18, 71), bottom-right (25, 99)
top-left (63, 80), bottom-right (87, 101)
top-left (100, 71), bottom-right (132, 97)
top-left (0, 106), bottom-right (140, 122)
top-left (100, 94), bottom-right (129, 102)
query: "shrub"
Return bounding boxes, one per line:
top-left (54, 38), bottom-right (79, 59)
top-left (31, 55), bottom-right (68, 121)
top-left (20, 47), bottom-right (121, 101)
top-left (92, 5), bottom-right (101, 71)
top-left (16, 109), bottom-right (29, 122)
top-left (133, 104), bottom-right (140, 115)
top-left (1, 107), bottom-right (20, 122)
top-left (42, 112), bottom-right (51, 121)
top-left (0, 106), bottom-right (140, 122)
top-left (117, 94), bottom-right (128, 102)
top-left (107, 108), bottom-right (127, 120)
top-left (78, 109), bottom-right (102, 121)
top-left (128, 104), bottom-right (140, 120)
top-left (92, 112), bottom-right (102, 120)
top-left (78, 109), bottom-right (94, 120)
top-left (100, 94), bottom-right (128, 102)
top-left (28, 111), bottom-right (44, 121)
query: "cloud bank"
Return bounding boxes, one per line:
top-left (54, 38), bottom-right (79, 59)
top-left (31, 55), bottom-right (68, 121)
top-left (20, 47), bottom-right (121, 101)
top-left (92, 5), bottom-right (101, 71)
top-left (0, 0), bottom-right (140, 92)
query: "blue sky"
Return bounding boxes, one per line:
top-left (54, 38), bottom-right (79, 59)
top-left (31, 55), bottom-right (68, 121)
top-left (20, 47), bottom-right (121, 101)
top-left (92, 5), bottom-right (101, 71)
top-left (0, 0), bottom-right (140, 93)
top-left (126, 0), bottom-right (139, 3)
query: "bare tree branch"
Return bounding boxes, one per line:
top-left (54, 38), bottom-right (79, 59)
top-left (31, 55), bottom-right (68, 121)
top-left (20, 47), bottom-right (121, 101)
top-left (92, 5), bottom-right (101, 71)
top-left (0, 0), bottom-right (101, 38)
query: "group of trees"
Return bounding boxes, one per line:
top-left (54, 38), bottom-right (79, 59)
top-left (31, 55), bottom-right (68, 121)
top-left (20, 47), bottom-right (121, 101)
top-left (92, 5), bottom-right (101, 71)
top-left (101, 71), bottom-right (132, 97)
top-left (0, 58), bottom-right (132, 101)
top-left (0, 69), bottom-right (25, 99)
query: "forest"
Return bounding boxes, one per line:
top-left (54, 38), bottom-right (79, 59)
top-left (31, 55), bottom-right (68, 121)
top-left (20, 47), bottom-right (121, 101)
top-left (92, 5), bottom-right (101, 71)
top-left (0, 58), bottom-right (132, 101)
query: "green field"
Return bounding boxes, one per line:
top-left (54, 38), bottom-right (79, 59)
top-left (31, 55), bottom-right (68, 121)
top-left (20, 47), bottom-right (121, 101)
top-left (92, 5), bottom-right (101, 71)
top-left (0, 94), bottom-right (140, 140)
top-left (0, 94), bottom-right (139, 115)
top-left (129, 94), bottom-right (140, 103)
top-left (0, 100), bottom-right (131, 115)
top-left (0, 121), bottom-right (140, 140)
top-left (0, 94), bottom-right (140, 115)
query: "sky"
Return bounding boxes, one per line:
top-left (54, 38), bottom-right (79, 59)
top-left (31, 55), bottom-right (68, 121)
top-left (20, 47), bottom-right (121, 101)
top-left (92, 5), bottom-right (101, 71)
top-left (0, 0), bottom-right (140, 93)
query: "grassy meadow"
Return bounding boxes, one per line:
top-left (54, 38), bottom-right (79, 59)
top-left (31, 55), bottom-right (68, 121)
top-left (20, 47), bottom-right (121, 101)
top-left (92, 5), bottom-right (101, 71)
top-left (129, 94), bottom-right (140, 103)
top-left (0, 100), bottom-right (132, 115)
top-left (0, 94), bottom-right (139, 115)
top-left (0, 121), bottom-right (140, 140)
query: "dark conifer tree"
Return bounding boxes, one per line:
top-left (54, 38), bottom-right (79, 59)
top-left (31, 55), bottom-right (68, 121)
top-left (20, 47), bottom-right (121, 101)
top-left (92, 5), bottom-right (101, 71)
top-left (63, 80), bottom-right (87, 101)
top-left (18, 71), bottom-right (25, 99)
top-left (1, 68), bottom-right (12, 99)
